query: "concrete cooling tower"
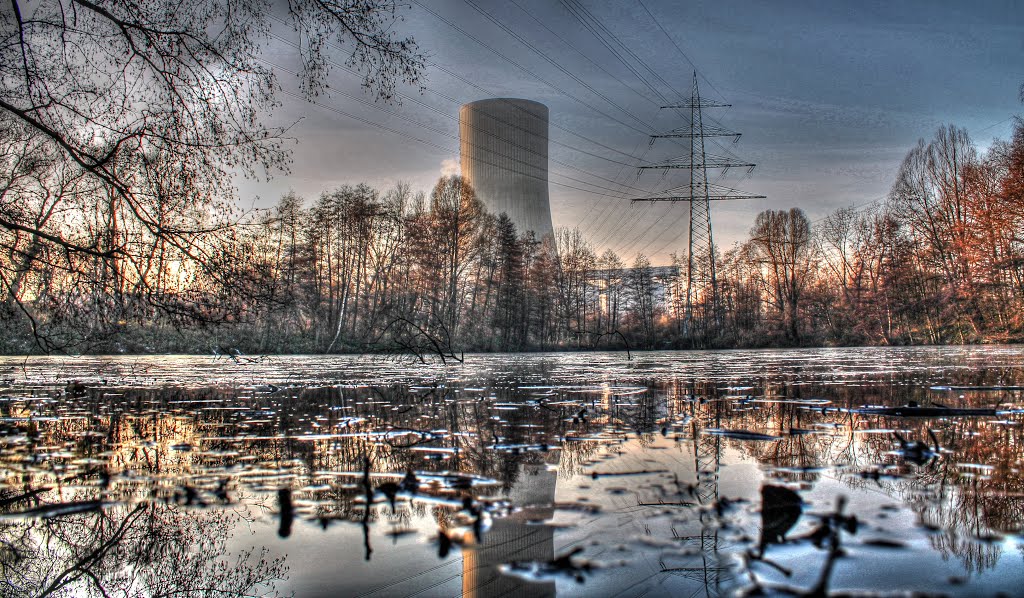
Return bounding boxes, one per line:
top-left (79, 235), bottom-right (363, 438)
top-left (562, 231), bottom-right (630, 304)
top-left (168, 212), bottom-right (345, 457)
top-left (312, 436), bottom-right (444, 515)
top-left (459, 99), bottom-right (554, 239)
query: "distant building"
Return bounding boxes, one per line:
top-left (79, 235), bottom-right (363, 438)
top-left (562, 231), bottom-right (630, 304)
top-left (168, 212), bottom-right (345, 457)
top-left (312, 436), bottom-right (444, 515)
top-left (459, 99), bottom-right (554, 239)
top-left (589, 265), bottom-right (682, 316)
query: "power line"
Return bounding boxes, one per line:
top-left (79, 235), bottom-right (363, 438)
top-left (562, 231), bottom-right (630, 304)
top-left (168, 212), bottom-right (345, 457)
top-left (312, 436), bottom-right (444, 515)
top-left (390, 3), bottom-right (677, 242)
top-left (557, 0), bottom-right (672, 106)
top-left (411, 0), bottom-right (658, 138)
top-left (559, 0), bottom-right (686, 105)
top-left (463, 0), bottom-right (659, 133)
top-left (608, 204), bottom-right (672, 258)
top-left (615, 0), bottom-right (744, 163)
top-left (809, 195), bottom-right (887, 224)
top-left (634, 0), bottom-right (726, 102)
top-left (266, 14), bottom-right (649, 172)
top-left (455, 0), bottom-right (705, 244)
top-left (578, 143), bottom-right (658, 241)
top-left (630, 204), bottom-right (691, 258)
top-left (261, 28), bottom-right (650, 197)
top-left (976, 116), bottom-right (1015, 134)
top-left (506, 0), bottom-right (661, 109)
top-left (549, 0), bottom-right (750, 262)
top-left (274, 86), bottom-right (629, 199)
top-left (441, 0), bottom-right (697, 245)
top-left (591, 201), bottom-right (657, 251)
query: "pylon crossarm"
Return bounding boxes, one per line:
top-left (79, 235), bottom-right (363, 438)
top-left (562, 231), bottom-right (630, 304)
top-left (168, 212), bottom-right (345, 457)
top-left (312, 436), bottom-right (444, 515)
top-left (661, 100), bottom-right (731, 109)
top-left (629, 183), bottom-right (766, 202)
top-left (651, 125), bottom-right (739, 139)
top-left (638, 155), bottom-right (755, 171)
top-left (631, 195), bottom-right (765, 202)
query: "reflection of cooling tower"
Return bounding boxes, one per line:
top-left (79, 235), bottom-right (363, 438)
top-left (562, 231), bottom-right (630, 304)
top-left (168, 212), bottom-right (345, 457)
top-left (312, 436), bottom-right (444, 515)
top-left (462, 462), bottom-right (558, 598)
top-left (460, 99), bottom-right (554, 239)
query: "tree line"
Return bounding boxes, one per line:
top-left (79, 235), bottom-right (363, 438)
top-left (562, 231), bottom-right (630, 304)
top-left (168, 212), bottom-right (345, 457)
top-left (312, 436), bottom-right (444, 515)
top-left (0, 0), bottom-right (425, 353)
top-left (722, 116), bottom-right (1024, 348)
top-left (3, 100), bottom-right (1023, 354)
top-left (2, 0), bottom-right (1021, 354)
top-left (238, 107), bottom-right (1024, 355)
top-left (206, 176), bottom-right (668, 356)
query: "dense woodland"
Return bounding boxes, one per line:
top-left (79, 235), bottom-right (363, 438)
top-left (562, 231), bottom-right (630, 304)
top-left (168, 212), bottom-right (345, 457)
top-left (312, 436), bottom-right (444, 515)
top-left (3, 112), bottom-right (1024, 355)
top-left (2, 2), bottom-right (1023, 355)
top-left (224, 110), bottom-right (1024, 353)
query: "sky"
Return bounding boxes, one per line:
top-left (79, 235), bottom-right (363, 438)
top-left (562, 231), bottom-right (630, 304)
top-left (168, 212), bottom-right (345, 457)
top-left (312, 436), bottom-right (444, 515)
top-left (242, 0), bottom-right (1023, 265)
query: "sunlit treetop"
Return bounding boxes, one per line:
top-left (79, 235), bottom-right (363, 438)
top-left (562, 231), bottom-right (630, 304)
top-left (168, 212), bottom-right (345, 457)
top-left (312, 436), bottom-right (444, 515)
top-left (0, 0), bottom-right (425, 251)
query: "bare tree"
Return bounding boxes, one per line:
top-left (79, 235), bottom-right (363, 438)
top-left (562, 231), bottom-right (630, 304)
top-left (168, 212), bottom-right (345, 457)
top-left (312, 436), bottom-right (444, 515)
top-left (626, 253), bottom-right (655, 347)
top-left (0, 0), bottom-right (424, 349)
top-left (556, 228), bottom-right (596, 347)
top-left (891, 126), bottom-right (978, 287)
top-left (429, 175), bottom-right (483, 338)
top-left (746, 208), bottom-right (813, 344)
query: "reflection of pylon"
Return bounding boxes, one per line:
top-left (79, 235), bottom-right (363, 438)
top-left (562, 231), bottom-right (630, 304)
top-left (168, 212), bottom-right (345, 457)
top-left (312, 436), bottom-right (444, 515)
top-left (691, 395), bottom-right (722, 506)
top-left (695, 434), bottom-right (721, 504)
top-left (683, 392), bottom-right (728, 595)
top-left (647, 382), bottom-right (729, 593)
top-left (632, 72), bottom-right (764, 344)
top-left (696, 431), bottom-right (723, 592)
top-left (661, 425), bottom-right (729, 594)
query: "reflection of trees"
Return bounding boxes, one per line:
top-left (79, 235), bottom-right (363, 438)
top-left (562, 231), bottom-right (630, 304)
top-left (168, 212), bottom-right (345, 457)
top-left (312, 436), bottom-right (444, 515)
top-left (703, 377), bottom-right (1024, 575)
top-left (2, 366), bottom-right (1022, 589)
top-left (1, 381), bottom-right (586, 567)
top-left (1, 382), bottom-right (580, 492)
top-left (558, 438), bottom-right (606, 479)
top-left (0, 501), bottom-right (287, 597)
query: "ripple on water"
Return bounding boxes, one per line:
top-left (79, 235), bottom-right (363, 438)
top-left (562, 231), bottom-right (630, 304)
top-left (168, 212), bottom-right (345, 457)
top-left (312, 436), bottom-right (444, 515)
top-left (0, 347), bottom-right (1022, 596)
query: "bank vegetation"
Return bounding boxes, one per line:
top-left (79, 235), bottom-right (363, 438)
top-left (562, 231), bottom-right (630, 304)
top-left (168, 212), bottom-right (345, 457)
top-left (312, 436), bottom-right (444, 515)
top-left (3, 110), bottom-right (1024, 354)
top-left (1, 1), bottom-right (1022, 353)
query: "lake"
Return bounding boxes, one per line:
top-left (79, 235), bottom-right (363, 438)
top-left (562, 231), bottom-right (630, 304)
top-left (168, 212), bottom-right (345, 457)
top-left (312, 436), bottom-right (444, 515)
top-left (1, 347), bottom-right (1022, 597)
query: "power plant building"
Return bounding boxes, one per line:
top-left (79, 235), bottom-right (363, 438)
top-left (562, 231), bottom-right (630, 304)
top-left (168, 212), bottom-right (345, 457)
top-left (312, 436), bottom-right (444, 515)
top-left (459, 99), bottom-right (555, 240)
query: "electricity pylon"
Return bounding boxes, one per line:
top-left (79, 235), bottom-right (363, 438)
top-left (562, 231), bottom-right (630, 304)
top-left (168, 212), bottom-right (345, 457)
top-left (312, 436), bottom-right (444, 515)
top-left (632, 72), bottom-right (764, 344)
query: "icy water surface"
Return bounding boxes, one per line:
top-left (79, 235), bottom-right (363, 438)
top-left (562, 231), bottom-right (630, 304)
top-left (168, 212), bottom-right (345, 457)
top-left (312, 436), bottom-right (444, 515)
top-left (1, 347), bottom-right (1023, 597)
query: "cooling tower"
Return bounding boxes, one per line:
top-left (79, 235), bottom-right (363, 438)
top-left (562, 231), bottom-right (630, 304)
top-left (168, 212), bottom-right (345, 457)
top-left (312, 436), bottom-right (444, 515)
top-left (459, 99), bottom-right (554, 239)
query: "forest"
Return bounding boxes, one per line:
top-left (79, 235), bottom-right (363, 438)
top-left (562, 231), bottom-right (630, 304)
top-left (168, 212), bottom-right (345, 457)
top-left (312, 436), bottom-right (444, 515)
top-left (2, 1), bottom-right (1022, 355)
top-left (2, 112), bottom-right (1023, 355)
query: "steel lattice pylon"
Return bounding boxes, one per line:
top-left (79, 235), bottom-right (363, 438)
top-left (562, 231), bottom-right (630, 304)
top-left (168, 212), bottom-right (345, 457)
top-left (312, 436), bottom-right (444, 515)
top-left (632, 72), bottom-right (764, 345)
top-left (656, 383), bottom-right (731, 595)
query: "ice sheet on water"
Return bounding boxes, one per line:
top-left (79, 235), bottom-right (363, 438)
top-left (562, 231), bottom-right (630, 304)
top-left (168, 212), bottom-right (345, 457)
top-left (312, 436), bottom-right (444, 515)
top-left (0, 347), bottom-right (1023, 596)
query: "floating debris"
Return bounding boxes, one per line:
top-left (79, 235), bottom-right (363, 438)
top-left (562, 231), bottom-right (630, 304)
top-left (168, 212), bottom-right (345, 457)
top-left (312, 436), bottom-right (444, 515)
top-left (499, 546), bottom-right (610, 583)
top-left (587, 468), bottom-right (669, 479)
top-left (277, 488), bottom-right (294, 538)
top-left (703, 428), bottom-right (780, 441)
top-left (848, 404), bottom-right (997, 417)
top-left (861, 537), bottom-right (908, 549)
top-left (759, 484), bottom-right (803, 548)
top-left (2, 499), bottom-right (111, 519)
top-left (891, 430), bottom-right (942, 466)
